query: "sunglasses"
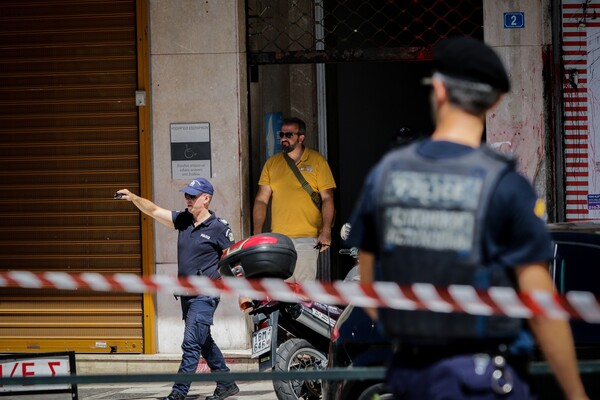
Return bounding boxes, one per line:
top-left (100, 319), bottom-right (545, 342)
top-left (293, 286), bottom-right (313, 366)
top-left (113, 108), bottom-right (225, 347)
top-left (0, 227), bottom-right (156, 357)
top-left (184, 193), bottom-right (200, 200)
top-left (278, 131), bottom-right (297, 139)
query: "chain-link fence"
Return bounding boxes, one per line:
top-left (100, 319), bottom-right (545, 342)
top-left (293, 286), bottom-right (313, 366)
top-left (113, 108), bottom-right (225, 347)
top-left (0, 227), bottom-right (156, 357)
top-left (247, 0), bottom-right (483, 64)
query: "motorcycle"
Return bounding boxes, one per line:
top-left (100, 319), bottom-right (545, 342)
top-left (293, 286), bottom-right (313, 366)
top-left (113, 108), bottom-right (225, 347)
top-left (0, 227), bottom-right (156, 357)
top-left (323, 223), bottom-right (395, 400)
top-left (249, 293), bottom-right (341, 399)
top-left (218, 233), bottom-right (347, 400)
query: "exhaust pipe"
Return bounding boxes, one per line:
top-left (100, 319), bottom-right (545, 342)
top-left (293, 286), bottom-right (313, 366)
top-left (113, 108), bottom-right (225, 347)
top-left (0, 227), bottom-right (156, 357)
top-left (286, 303), bottom-right (336, 339)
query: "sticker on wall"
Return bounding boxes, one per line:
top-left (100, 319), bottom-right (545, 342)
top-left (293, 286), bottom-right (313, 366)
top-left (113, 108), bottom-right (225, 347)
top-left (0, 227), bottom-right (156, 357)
top-left (170, 122), bottom-right (212, 179)
top-left (588, 194), bottom-right (600, 210)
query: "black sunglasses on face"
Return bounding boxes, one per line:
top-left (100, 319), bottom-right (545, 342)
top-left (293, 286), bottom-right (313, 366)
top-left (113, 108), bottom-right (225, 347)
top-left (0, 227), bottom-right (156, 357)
top-left (184, 193), bottom-right (199, 200)
top-left (278, 131), bottom-right (297, 139)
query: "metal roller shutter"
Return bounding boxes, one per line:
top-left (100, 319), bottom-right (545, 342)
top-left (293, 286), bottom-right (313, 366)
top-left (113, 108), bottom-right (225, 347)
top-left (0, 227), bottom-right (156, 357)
top-left (0, 0), bottom-right (148, 353)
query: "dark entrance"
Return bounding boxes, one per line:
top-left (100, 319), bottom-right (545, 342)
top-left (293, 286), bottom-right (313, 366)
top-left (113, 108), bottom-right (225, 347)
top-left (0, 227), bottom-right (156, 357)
top-left (246, 0), bottom-right (483, 279)
top-left (327, 61), bottom-right (434, 278)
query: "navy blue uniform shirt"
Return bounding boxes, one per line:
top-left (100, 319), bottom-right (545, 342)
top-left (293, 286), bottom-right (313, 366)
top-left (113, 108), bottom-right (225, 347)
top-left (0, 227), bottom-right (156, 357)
top-left (348, 140), bottom-right (553, 270)
top-left (172, 210), bottom-right (235, 280)
top-left (348, 140), bottom-right (554, 354)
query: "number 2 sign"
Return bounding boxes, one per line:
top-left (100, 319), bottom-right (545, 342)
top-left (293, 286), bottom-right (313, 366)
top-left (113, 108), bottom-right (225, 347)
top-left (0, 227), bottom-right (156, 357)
top-left (504, 12), bottom-right (525, 29)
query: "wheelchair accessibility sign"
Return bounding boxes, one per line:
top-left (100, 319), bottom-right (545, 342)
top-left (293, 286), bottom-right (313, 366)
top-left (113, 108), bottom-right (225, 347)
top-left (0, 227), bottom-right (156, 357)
top-left (170, 122), bottom-right (212, 179)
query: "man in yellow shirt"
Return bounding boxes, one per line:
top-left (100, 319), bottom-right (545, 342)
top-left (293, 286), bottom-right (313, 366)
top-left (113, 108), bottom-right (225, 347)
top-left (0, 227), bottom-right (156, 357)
top-left (253, 117), bottom-right (336, 282)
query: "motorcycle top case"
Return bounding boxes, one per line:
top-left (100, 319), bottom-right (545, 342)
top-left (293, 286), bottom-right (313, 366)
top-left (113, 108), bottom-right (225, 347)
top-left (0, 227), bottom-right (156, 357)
top-left (219, 233), bottom-right (297, 279)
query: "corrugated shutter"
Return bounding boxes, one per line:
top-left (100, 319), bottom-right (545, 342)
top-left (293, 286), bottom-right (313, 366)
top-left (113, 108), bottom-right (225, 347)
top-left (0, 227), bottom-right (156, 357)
top-left (0, 0), bottom-right (144, 353)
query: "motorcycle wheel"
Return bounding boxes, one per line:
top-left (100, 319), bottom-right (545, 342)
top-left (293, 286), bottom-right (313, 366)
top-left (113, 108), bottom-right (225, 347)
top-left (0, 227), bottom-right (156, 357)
top-left (357, 383), bottom-right (395, 400)
top-left (273, 338), bottom-right (327, 400)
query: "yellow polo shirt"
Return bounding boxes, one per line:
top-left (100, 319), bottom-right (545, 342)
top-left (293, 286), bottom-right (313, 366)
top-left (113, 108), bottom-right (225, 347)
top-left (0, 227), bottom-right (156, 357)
top-left (259, 148), bottom-right (336, 237)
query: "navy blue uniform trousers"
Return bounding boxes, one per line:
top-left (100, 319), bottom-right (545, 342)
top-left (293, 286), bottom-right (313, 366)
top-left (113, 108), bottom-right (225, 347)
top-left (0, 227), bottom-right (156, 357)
top-left (386, 353), bottom-right (534, 399)
top-left (172, 296), bottom-right (230, 396)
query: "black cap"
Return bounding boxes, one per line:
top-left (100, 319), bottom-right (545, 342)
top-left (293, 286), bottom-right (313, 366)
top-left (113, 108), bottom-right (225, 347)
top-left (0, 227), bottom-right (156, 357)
top-left (433, 36), bottom-right (510, 93)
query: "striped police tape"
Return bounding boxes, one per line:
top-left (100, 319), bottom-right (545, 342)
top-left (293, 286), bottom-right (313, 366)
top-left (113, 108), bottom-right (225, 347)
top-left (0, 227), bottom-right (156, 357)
top-left (1, 270), bottom-right (600, 322)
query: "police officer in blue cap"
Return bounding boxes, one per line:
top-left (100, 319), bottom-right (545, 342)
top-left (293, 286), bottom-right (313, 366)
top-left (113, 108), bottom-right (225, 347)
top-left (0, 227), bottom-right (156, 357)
top-left (348, 37), bottom-right (588, 399)
top-left (116, 178), bottom-right (239, 400)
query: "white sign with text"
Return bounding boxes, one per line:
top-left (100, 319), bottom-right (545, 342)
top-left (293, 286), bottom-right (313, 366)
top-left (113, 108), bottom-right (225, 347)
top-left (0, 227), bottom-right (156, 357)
top-left (170, 122), bottom-right (212, 179)
top-left (0, 355), bottom-right (71, 392)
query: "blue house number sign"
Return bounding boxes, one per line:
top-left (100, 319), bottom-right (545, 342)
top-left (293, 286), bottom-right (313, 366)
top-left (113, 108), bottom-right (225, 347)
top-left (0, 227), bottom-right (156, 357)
top-left (504, 12), bottom-right (525, 29)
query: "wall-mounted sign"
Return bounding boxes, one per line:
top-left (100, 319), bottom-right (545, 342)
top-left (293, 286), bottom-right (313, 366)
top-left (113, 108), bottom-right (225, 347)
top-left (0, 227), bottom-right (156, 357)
top-left (170, 122), bottom-right (211, 180)
top-left (588, 194), bottom-right (600, 210)
top-left (504, 12), bottom-right (525, 29)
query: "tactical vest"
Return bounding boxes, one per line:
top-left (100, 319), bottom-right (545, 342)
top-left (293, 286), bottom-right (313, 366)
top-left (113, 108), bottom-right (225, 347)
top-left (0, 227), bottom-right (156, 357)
top-left (376, 142), bottom-right (521, 342)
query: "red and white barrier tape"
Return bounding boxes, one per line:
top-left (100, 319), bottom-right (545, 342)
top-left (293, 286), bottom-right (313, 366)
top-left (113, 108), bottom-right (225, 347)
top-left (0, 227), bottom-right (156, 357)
top-left (2, 270), bottom-right (600, 323)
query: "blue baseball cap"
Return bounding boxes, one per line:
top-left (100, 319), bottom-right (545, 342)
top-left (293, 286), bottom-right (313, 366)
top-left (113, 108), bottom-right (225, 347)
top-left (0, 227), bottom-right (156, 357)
top-left (180, 177), bottom-right (214, 196)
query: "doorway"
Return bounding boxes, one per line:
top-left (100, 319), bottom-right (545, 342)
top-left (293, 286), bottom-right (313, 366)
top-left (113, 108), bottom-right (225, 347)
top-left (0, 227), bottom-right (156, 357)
top-left (326, 61), bottom-right (434, 279)
top-left (248, 60), bottom-right (434, 279)
top-left (246, 0), bottom-right (482, 279)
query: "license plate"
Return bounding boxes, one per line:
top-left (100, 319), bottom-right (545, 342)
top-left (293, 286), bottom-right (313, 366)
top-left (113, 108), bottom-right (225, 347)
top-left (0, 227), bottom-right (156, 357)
top-left (251, 326), bottom-right (272, 358)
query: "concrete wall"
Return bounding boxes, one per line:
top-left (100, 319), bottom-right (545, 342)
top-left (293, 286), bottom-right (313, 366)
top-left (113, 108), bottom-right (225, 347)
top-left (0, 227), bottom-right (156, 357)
top-left (484, 0), bottom-right (552, 204)
top-left (148, 0), bottom-right (251, 353)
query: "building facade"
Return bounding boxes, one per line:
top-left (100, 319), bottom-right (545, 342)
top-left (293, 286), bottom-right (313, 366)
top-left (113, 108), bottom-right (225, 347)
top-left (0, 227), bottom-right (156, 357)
top-left (0, 0), bottom-right (592, 354)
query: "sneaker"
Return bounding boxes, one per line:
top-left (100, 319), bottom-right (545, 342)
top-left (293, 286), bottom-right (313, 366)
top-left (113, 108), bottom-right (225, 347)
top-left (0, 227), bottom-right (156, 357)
top-left (205, 383), bottom-right (240, 400)
top-left (164, 390), bottom-right (186, 400)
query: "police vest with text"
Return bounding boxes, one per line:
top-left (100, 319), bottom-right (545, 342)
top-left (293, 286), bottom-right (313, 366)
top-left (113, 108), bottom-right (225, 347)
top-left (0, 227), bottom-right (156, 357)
top-left (376, 143), bottom-right (521, 342)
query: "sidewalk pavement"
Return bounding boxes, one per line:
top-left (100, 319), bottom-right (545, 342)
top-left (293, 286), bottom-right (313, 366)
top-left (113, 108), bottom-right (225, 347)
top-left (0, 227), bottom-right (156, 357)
top-left (1, 380), bottom-right (279, 399)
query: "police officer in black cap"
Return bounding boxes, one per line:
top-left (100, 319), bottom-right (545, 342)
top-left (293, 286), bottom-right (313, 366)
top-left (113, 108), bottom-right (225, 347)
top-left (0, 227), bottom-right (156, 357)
top-left (348, 36), bottom-right (588, 399)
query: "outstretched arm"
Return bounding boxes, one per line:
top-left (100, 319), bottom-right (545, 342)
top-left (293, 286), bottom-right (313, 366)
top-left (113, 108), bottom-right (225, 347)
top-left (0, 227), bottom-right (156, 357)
top-left (115, 189), bottom-right (174, 229)
top-left (516, 263), bottom-right (589, 400)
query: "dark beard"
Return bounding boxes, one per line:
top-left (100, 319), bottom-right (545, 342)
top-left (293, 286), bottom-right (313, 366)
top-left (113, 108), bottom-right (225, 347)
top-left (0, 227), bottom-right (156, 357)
top-left (282, 142), bottom-right (296, 153)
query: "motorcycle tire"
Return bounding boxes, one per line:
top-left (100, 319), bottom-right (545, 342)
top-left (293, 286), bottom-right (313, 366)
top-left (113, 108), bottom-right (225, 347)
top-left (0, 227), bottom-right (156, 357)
top-left (273, 338), bottom-right (327, 400)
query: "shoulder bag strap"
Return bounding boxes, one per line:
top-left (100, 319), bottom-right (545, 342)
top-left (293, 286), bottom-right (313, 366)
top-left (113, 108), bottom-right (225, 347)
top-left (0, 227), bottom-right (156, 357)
top-left (283, 153), bottom-right (322, 211)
